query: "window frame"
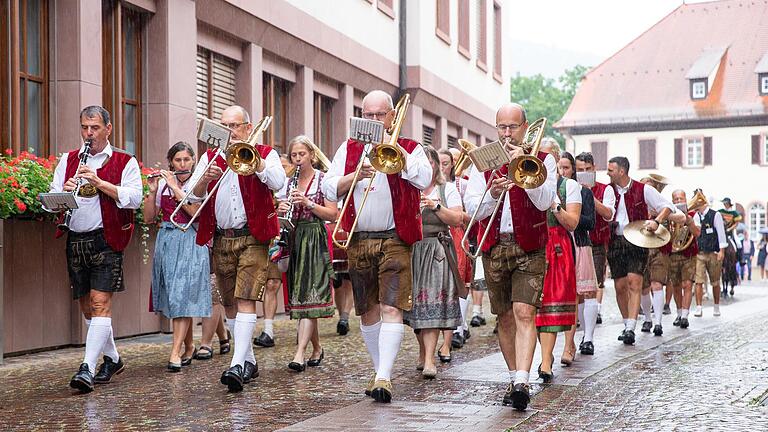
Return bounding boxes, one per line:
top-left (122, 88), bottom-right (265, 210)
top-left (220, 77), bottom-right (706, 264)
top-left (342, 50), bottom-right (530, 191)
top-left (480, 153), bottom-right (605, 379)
top-left (492, 1), bottom-right (502, 82)
top-left (759, 73), bottom-right (768, 96)
top-left (683, 136), bottom-right (704, 168)
top-left (263, 72), bottom-right (290, 155)
top-left (690, 79), bottom-right (707, 100)
top-left (638, 138), bottom-right (657, 170)
top-left (749, 202), bottom-right (766, 241)
top-left (590, 140), bottom-right (608, 170)
top-left (435, 0), bottom-right (450, 45)
top-left (475, 0), bottom-right (487, 72)
top-left (762, 132), bottom-right (768, 166)
top-left (313, 92), bottom-right (334, 157)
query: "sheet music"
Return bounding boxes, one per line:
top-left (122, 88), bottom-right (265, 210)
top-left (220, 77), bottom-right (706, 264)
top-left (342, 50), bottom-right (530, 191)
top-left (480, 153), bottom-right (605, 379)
top-left (197, 118), bottom-right (232, 150)
top-left (38, 193), bottom-right (79, 212)
top-left (576, 171), bottom-right (596, 188)
top-left (349, 117), bottom-right (384, 144)
top-left (467, 141), bottom-right (511, 172)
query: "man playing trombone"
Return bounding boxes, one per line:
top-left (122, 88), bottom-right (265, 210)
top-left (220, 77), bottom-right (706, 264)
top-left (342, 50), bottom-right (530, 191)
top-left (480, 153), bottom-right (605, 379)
top-left (322, 90), bottom-right (431, 403)
top-left (187, 105), bottom-right (286, 392)
top-left (463, 103), bottom-right (557, 411)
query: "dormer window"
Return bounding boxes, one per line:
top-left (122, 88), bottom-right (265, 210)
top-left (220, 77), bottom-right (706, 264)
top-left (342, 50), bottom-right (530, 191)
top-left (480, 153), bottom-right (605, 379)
top-left (686, 46), bottom-right (727, 101)
top-left (760, 73), bottom-right (768, 96)
top-left (691, 79), bottom-right (707, 100)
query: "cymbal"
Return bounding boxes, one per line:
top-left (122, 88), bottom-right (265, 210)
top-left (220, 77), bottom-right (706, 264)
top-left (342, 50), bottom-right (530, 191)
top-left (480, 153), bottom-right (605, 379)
top-left (623, 220), bottom-right (671, 249)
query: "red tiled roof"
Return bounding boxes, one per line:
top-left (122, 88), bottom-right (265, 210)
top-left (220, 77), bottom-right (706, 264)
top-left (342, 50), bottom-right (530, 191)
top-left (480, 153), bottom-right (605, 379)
top-left (557, 0), bottom-right (768, 131)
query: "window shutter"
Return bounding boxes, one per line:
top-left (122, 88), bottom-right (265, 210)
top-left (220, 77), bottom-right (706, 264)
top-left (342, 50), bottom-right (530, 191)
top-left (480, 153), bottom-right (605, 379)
top-left (638, 139), bottom-right (656, 169)
top-left (447, 135), bottom-right (458, 149)
top-left (703, 136), bottom-right (712, 166)
top-left (211, 54), bottom-right (236, 121)
top-left (591, 141), bottom-right (607, 170)
top-left (422, 125), bottom-right (435, 147)
top-left (674, 138), bottom-right (682, 167)
top-left (752, 135), bottom-right (761, 164)
top-left (196, 49), bottom-right (210, 118)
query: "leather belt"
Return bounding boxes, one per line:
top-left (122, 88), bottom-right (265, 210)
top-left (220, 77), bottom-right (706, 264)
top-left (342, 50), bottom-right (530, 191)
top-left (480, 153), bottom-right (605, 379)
top-left (355, 229), bottom-right (397, 240)
top-left (215, 227), bottom-right (251, 238)
top-left (499, 233), bottom-right (515, 243)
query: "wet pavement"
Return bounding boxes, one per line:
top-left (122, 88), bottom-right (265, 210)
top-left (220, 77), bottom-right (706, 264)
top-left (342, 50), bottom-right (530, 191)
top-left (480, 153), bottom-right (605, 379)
top-left (2, 280), bottom-right (768, 431)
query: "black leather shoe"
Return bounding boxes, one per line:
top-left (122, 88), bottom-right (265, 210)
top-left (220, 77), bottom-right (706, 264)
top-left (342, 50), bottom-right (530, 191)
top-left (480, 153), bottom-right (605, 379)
top-left (307, 349), bottom-right (325, 367)
top-left (641, 321), bottom-right (652, 333)
top-left (438, 351), bottom-right (452, 363)
top-left (578, 337), bottom-right (585, 352)
top-left (463, 328), bottom-right (471, 340)
top-left (539, 370), bottom-right (553, 384)
top-left (653, 324), bottom-right (663, 336)
top-left (220, 365), bottom-right (244, 392)
top-left (580, 341), bottom-right (594, 355)
top-left (679, 317), bottom-right (690, 329)
top-left (288, 361), bottom-right (306, 372)
top-left (94, 356), bottom-right (125, 384)
top-left (336, 319), bottom-right (350, 336)
top-left (596, 313), bottom-right (603, 324)
top-left (253, 332), bottom-right (275, 348)
top-left (242, 360), bottom-right (259, 384)
top-left (451, 333), bottom-right (464, 349)
top-left (503, 383), bottom-right (531, 411)
top-left (673, 316), bottom-right (681, 326)
top-left (618, 330), bottom-right (626, 341)
top-left (662, 304), bottom-right (672, 315)
top-left (623, 330), bottom-right (636, 345)
top-left (470, 315), bottom-right (486, 327)
top-left (70, 363), bottom-right (95, 393)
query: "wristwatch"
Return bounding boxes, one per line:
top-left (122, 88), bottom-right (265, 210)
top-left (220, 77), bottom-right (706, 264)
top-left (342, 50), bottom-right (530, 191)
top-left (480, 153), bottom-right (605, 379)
top-left (434, 203), bottom-right (442, 212)
top-left (553, 204), bottom-right (562, 214)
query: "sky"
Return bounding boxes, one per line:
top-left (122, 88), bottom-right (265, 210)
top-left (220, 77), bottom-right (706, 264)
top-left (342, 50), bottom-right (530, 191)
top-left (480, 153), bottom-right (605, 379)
top-left (508, 0), bottom-right (710, 78)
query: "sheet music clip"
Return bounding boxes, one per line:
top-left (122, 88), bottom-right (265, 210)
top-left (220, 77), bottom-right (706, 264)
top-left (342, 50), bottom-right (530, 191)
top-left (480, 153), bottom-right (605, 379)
top-left (349, 117), bottom-right (384, 144)
top-left (38, 193), bottom-right (78, 213)
top-left (196, 117), bottom-right (232, 150)
top-left (278, 217), bottom-right (295, 230)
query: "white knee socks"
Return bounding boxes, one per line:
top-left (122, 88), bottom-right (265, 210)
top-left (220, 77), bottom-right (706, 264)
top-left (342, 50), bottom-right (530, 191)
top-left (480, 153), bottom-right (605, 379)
top-left (263, 319), bottom-right (274, 338)
top-left (375, 323), bottom-right (404, 381)
top-left (583, 299), bottom-right (598, 342)
top-left (360, 321), bottom-right (382, 372)
top-left (458, 297), bottom-right (469, 332)
top-left (230, 313), bottom-right (257, 368)
top-left (83, 317), bottom-right (112, 373)
top-left (102, 325), bottom-right (120, 362)
top-left (641, 293), bottom-right (653, 322)
top-left (577, 302), bottom-right (585, 329)
top-left (652, 290), bottom-right (664, 326)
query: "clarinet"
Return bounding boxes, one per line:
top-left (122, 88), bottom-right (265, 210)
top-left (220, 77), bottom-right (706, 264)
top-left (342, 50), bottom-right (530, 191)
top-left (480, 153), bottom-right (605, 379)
top-left (277, 165), bottom-right (301, 247)
top-left (58, 139), bottom-right (93, 231)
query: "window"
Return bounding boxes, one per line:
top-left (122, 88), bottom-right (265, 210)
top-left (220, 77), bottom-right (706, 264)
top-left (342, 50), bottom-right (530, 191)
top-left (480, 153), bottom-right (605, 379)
top-left (760, 73), bottom-right (768, 96)
top-left (1, 0), bottom-right (49, 156)
top-left (422, 125), bottom-right (435, 147)
top-left (263, 72), bottom-right (290, 154)
top-left (492, 1), bottom-right (501, 81)
top-left (475, 0), bottom-right (487, 71)
top-left (638, 139), bottom-right (656, 169)
top-left (684, 137), bottom-right (703, 167)
top-left (447, 135), bottom-right (458, 149)
top-left (377, 0), bottom-right (394, 19)
top-left (435, 0), bottom-right (450, 44)
top-left (353, 106), bottom-right (363, 119)
top-left (749, 203), bottom-right (766, 240)
top-left (313, 93), bottom-right (334, 156)
top-left (195, 47), bottom-right (237, 156)
top-left (691, 79), bottom-right (707, 100)
top-left (591, 141), bottom-right (607, 170)
top-left (457, 0), bottom-right (470, 59)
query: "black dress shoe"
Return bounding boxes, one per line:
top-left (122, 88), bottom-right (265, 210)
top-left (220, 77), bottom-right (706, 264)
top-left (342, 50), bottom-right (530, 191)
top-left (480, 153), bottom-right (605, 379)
top-left (464, 328), bottom-right (471, 340)
top-left (470, 315), bottom-right (486, 327)
top-left (623, 330), bottom-right (636, 345)
top-left (94, 356), bottom-right (125, 384)
top-left (70, 363), bottom-right (94, 393)
top-left (578, 337), bottom-right (585, 352)
top-left (618, 330), bottom-right (626, 341)
top-left (336, 319), bottom-right (350, 336)
top-left (242, 360), bottom-right (259, 384)
top-left (538, 370), bottom-right (553, 384)
top-left (220, 365), bottom-right (244, 392)
top-left (503, 383), bottom-right (530, 411)
top-left (254, 332), bottom-right (275, 348)
top-left (641, 321), bottom-right (652, 333)
top-left (307, 349), bottom-right (325, 367)
top-left (288, 361), bottom-right (306, 372)
top-left (653, 324), bottom-right (663, 336)
top-left (673, 316), bottom-right (681, 326)
top-left (451, 333), bottom-right (464, 349)
top-left (679, 317), bottom-right (690, 329)
top-left (596, 313), bottom-right (603, 324)
top-left (580, 341), bottom-right (594, 355)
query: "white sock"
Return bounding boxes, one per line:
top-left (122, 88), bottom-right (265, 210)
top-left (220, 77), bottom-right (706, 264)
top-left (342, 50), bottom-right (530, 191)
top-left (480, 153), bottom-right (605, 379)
top-left (472, 304), bottom-right (482, 317)
top-left (263, 319), bottom-right (274, 338)
top-left (230, 313), bottom-right (257, 368)
top-left (459, 297), bottom-right (469, 331)
top-left (508, 369), bottom-right (517, 381)
top-left (641, 293), bottom-right (652, 322)
top-left (652, 290), bottom-right (664, 326)
top-left (623, 318), bottom-right (629, 328)
top-left (597, 302), bottom-right (602, 314)
top-left (514, 370), bottom-right (530, 386)
top-left (83, 317), bottom-right (112, 373)
top-left (360, 321), bottom-right (382, 372)
top-left (577, 302), bottom-right (585, 329)
top-left (681, 309), bottom-right (689, 319)
top-left (375, 322), bottom-right (404, 381)
top-left (676, 308), bottom-right (682, 318)
top-left (102, 325), bottom-right (120, 362)
top-left (227, 319), bottom-right (235, 336)
top-left (626, 319), bottom-right (637, 331)
top-left (583, 299), bottom-right (598, 343)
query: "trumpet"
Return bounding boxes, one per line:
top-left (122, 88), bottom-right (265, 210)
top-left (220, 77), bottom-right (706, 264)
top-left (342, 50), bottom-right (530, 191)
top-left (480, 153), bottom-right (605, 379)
top-left (670, 190), bottom-right (707, 252)
top-left (170, 116), bottom-right (272, 230)
top-left (146, 170), bottom-right (192, 179)
top-left (331, 93), bottom-right (410, 249)
top-left (460, 118), bottom-right (548, 259)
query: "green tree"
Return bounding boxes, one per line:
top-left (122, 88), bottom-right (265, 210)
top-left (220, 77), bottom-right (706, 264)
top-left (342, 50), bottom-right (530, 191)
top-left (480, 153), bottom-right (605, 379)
top-left (509, 65), bottom-right (589, 147)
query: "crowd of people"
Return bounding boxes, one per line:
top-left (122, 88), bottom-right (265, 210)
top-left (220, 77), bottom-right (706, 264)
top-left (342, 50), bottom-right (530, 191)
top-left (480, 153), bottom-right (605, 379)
top-left (48, 96), bottom-right (746, 412)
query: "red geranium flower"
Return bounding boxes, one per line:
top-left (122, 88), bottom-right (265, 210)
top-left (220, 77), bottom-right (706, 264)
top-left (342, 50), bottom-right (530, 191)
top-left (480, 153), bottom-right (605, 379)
top-left (14, 198), bottom-right (26, 212)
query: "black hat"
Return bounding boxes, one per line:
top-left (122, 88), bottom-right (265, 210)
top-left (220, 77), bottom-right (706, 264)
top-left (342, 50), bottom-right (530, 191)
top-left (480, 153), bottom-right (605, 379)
top-left (721, 197), bottom-right (732, 205)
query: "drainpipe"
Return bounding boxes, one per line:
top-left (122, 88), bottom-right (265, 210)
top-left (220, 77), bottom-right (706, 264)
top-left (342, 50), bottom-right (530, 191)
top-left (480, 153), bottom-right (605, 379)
top-left (398, 0), bottom-right (407, 99)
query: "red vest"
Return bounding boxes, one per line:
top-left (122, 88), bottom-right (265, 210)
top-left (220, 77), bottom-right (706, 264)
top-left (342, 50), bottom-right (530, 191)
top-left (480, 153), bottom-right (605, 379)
top-left (661, 211), bottom-right (700, 257)
top-left (478, 151), bottom-right (549, 253)
top-left (196, 146), bottom-right (280, 246)
top-left (56, 148), bottom-right (135, 252)
top-left (589, 181), bottom-right (612, 245)
top-left (340, 138), bottom-right (422, 245)
top-left (612, 179), bottom-right (648, 224)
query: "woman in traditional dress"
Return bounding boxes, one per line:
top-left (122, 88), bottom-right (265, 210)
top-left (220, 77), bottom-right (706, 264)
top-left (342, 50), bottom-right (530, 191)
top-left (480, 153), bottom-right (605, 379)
top-left (536, 146), bottom-right (582, 383)
top-left (144, 142), bottom-right (211, 372)
top-left (406, 146), bottom-right (465, 379)
top-left (277, 136), bottom-right (338, 372)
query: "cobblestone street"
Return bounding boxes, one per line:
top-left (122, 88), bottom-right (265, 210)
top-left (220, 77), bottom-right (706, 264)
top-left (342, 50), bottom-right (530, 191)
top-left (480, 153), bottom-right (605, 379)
top-left (2, 280), bottom-right (768, 431)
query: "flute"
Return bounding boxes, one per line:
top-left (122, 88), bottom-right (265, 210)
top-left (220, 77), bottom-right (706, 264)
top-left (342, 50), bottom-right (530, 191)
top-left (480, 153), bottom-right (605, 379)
top-left (147, 169), bottom-right (192, 179)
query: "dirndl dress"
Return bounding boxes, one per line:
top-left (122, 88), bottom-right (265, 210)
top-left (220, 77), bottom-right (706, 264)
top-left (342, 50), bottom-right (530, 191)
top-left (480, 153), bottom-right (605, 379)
top-left (575, 245), bottom-right (598, 295)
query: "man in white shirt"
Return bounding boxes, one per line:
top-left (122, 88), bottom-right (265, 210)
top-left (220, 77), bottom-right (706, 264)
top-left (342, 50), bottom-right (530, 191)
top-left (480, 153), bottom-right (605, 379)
top-left (188, 105), bottom-right (286, 392)
top-left (50, 106), bottom-right (143, 393)
top-left (693, 197), bottom-right (728, 317)
top-left (322, 90), bottom-right (432, 403)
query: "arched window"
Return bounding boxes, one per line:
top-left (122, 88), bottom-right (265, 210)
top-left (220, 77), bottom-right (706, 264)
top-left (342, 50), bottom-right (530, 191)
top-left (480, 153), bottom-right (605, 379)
top-left (749, 203), bottom-right (766, 239)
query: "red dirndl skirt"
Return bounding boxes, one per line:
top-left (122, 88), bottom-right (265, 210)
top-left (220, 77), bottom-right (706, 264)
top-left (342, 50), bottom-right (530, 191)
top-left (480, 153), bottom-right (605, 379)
top-left (535, 225), bottom-right (577, 332)
top-left (449, 225), bottom-right (473, 284)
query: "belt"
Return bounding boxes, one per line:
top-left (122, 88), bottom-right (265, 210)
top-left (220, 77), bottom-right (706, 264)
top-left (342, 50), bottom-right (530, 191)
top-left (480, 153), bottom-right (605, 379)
top-left (68, 228), bottom-right (104, 239)
top-left (423, 231), bottom-right (450, 240)
top-left (355, 229), bottom-right (397, 240)
top-left (499, 233), bottom-right (515, 243)
top-left (215, 227), bottom-right (251, 238)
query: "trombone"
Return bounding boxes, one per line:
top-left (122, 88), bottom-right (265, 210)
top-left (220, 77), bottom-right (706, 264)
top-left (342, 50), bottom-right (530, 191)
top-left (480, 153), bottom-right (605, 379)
top-left (460, 118), bottom-right (548, 259)
top-left (170, 116), bottom-right (272, 231)
top-left (331, 93), bottom-right (410, 249)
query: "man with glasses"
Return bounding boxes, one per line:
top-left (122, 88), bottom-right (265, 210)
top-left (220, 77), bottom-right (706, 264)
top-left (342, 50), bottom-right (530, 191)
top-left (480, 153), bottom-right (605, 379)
top-left (188, 105), bottom-right (286, 392)
top-left (464, 103), bottom-right (557, 410)
top-left (323, 90), bottom-right (432, 403)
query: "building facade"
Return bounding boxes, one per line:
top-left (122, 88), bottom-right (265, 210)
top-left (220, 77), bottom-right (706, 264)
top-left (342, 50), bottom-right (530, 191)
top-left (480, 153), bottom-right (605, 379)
top-left (0, 0), bottom-right (509, 357)
top-left (557, 0), bottom-right (768, 240)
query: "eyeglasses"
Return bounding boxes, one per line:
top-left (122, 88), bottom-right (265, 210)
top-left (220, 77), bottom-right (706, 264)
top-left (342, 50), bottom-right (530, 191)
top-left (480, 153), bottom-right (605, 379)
top-left (496, 123), bottom-right (523, 131)
top-left (362, 111), bottom-right (391, 120)
top-left (221, 122), bottom-right (248, 129)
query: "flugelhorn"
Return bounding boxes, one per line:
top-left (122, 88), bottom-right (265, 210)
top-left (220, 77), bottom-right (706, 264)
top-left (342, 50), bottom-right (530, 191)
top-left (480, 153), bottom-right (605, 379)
top-left (670, 190), bottom-right (707, 252)
top-left (454, 139), bottom-right (476, 178)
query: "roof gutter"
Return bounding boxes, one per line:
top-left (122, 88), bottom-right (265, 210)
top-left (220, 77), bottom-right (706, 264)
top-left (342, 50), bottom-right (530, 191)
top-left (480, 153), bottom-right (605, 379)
top-left (398, 0), bottom-right (407, 99)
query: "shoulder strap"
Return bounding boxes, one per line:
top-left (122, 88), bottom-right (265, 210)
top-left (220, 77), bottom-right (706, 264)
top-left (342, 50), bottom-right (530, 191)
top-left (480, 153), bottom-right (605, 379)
top-left (438, 183), bottom-right (447, 205)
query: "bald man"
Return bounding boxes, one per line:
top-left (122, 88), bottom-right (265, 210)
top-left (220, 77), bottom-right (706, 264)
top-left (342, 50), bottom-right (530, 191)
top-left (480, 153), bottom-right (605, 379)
top-left (323, 90), bottom-right (432, 403)
top-left (188, 105), bottom-right (287, 392)
top-left (464, 103), bottom-right (557, 410)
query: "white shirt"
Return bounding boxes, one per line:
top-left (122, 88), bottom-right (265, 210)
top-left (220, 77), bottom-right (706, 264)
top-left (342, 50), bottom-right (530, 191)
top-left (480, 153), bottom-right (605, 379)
top-left (463, 153), bottom-right (557, 234)
top-left (187, 148), bottom-right (286, 230)
top-left (612, 179), bottom-right (676, 236)
top-left (597, 183), bottom-right (616, 221)
top-left (277, 168), bottom-right (322, 200)
top-left (693, 206), bottom-right (728, 249)
top-left (322, 140), bottom-right (432, 232)
top-left (50, 143), bottom-right (143, 233)
top-left (424, 181), bottom-right (462, 209)
top-left (154, 178), bottom-right (191, 208)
